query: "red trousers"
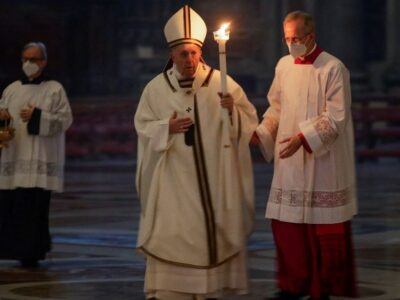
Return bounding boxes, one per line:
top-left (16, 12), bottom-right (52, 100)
top-left (271, 219), bottom-right (358, 299)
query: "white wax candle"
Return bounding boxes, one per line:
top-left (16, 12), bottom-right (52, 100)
top-left (218, 40), bottom-right (227, 95)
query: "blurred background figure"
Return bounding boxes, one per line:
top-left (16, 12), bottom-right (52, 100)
top-left (0, 42), bottom-right (73, 268)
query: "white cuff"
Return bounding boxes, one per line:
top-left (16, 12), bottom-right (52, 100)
top-left (256, 124), bottom-right (275, 162)
top-left (299, 119), bottom-right (327, 157)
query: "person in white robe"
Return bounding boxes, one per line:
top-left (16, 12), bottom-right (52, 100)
top-left (134, 5), bottom-right (258, 300)
top-left (0, 42), bottom-right (72, 268)
top-left (254, 11), bottom-right (358, 300)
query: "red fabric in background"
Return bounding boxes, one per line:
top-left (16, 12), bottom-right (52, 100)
top-left (271, 220), bottom-right (358, 299)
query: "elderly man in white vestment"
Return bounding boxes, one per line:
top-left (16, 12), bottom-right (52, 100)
top-left (0, 42), bottom-right (72, 268)
top-left (134, 5), bottom-right (258, 300)
top-left (254, 11), bottom-right (358, 300)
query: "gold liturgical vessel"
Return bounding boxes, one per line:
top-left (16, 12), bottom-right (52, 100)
top-left (0, 119), bottom-right (15, 148)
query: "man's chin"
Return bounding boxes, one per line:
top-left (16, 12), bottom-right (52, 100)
top-left (183, 70), bottom-right (195, 78)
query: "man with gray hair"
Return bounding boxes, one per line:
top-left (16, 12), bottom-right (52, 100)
top-left (254, 11), bottom-right (358, 300)
top-left (0, 42), bottom-right (73, 268)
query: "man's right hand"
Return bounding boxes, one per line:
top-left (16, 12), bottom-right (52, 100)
top-left (169, 111), bottom-right (193, 134)
top-left (0, 109), bottom-right (11, 121)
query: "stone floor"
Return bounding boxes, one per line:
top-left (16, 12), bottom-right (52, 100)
top-left (0, 158), bottom-right (399, 300)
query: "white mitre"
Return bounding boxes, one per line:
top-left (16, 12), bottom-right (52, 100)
top-left (164, 5), bottom-right (207, 48)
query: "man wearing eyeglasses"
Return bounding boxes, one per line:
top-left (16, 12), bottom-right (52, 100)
top-left (253, 11), bottom-right (358, 300)
top-left (0, 42), bottom-right (73, 268)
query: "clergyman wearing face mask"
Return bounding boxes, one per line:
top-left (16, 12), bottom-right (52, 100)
top-left (254, 10), bottom-right (358, 300)
top-left (21, 44), bottom-right (47, 80)
top-left (0, 42), bottom-right (73, 269)
top-left (284, 24), bottom-right (315, 59)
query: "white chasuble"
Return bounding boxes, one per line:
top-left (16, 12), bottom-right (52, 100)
top-left (134, 62), bottom-right (258, 268)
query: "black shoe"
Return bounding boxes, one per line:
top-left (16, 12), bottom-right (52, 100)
top-left (19, 259), bottom-right (39, 269)
top-left (266, 290), bottom-right (303, 300)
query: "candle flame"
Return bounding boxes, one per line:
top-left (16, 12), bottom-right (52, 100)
top-left (213, 22), bottom-right (231, 41)
top-left (220, 23), bottom-right (230, 31)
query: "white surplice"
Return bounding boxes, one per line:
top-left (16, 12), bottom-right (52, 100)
top-left (0, 79), bottom-right (73, 192)
top-left (134, 62), bottom-right (258, 295)
top-left (256, 50), bottom-right (357, 224)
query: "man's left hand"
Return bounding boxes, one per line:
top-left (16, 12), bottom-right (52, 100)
top-left (20, 104), bottom-right (34, 122)
top-left (279, 134), bottom-right (302, 159)
top-left (218, 92), bottom-right (234, 115)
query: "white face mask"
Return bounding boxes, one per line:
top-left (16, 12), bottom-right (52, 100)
top-left (287, 43), bottom-right (307, 58)
top-left (22, 61), bottom-right (40, 77)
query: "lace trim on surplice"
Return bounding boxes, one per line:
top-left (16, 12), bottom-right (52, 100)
top-left (313, 116), bottom-right (338, 147)
top-left (0, 160), bottom-right (62, 177)
top-left (263, 116), bottom-right (279, 141)
top-left (269, 187), bottom-right (352, 208)
top-left (49, 119), bottom-right (63, 136)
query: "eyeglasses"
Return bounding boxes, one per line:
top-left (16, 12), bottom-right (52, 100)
top-left (282, 33), bottom-right (311, 44)
top-left (21, 57), bottom-right (44, 63)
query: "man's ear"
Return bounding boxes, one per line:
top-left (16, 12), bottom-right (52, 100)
top-left (170, 49), bottom-right (176, 63)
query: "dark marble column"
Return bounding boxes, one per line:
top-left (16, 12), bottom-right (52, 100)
top-left (86, 2), bottom-right (119, 95)
top-left (314, 0), bottom-right (368, 94)
top-left (384, 0), bottom-right (400, 94)
top-left (254, 0), bottom-right (285, 95)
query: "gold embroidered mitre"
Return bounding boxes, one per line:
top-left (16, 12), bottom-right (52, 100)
top-left (164, 5), bottom-right (207, 48)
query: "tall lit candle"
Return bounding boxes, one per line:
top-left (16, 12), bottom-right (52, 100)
top-left (213, 23), bottom-right (231, 147)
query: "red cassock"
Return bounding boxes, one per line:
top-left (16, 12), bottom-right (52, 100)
top-left (271, 219), bottom-right (358, 298)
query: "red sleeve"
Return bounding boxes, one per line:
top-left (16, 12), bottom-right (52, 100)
top-left (249, 131), bottom-right (261, 145)
top-left (298, 132), bottom-right (312, 153)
